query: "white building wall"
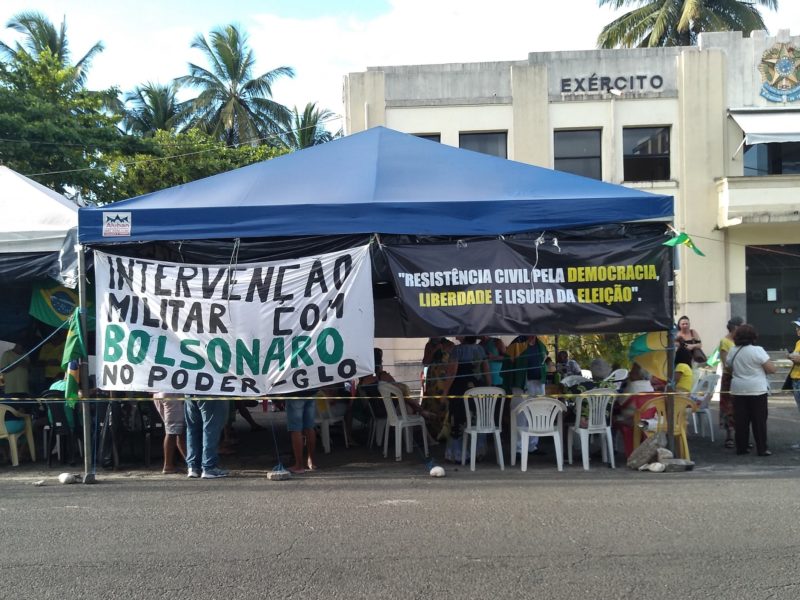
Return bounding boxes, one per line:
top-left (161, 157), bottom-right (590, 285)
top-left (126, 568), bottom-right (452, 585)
top-left (344, 30), bottom-right (800, 348)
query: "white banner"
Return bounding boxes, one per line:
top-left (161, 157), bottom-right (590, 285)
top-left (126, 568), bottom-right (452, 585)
top-left (94, 246), bottom-right (374, 396)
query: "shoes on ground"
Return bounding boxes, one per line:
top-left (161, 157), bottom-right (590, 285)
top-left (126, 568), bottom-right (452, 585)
top-left (187, 468), bottom-right (200, 478)
top-left (791, 442), bottom-right (800, 450)
top-left (201, 467), bottom-right (230, 479)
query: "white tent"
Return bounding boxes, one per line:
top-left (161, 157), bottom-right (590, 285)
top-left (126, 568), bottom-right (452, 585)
top-left (0, 165), bottom-right (78, 253)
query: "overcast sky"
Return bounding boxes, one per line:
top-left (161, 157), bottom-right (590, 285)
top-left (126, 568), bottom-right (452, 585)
top-left (2, 0), bottom-right (798, 131)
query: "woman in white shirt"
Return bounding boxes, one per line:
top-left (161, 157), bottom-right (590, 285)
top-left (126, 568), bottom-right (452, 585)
top-left (725, 324), bottom-right (776, 456)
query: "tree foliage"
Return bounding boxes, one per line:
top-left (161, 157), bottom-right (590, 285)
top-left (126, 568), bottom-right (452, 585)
top-left (123, 81), bottom-right (188, 135)
top-left (106, 129), bottom-right (288, 202)
top-left (0, 10), bottom-right (104, 87)
top-left (281, 102), bottom-right (340, 150)
top-left (0, 51), bottom-right (142, 199)
top-left (0, 14), bottom-right (330, 203)
top-left (558, 333), bottom-right (639, 370)
top-left (597, 0), bottom-right (778, 48)
top-left (178, 24), bottom-right (294, 146)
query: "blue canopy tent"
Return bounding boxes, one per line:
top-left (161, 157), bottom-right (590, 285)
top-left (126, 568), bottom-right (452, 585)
top-left (79, 127), bottom-right (671, 242)
top-left (78, 126), bottom-right (674, 337)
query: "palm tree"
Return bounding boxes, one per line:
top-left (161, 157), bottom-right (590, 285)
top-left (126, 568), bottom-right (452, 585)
top-left (281, 102), bottom-right (340, 150)
top-left (124, 82), bottom-right (188, 135)
top-left (597, 0), bottom-right (778, 48)
top-left (0, 11), bottom-right (104, 86)
top-left (178, 24), bottom-right (294, 146)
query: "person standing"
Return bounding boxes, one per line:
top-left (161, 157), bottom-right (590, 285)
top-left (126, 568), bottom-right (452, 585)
top-left (38, 331), bottom-right (66, 385)
top-left (443, 337), bottom-right (490, 435)
top-left (675, 315), bottom-right (703, 367)
top-left (184, 396), bottom-right (229, 479)
top-left (421, 338), bottom-right (453, 440)
top-left (726, 324), bottom-right (775, 457)
top-left (718, 316), bottom-right (743, 449)
top-left (153, 392), bottom-right (187, 474)
top-left (1, 342), bottom-right (31, 397)
top-left (286, 392), bottom-right (317, 474)
top-left (479, 336), bottom-right (507, 387)
top-left (506, 335), bottom-right (548, 395)
top-left (789, 319), bottom-right (800, 450)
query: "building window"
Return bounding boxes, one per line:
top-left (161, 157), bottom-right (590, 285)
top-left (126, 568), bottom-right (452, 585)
top-left (553, 129), bottom-right (602, 180)
top-left (743, 142), bottom-right (800, 176)
top-left (414, 133), bottom-right (441, 143)
top-left (623, 126), bottom-right (670, 181)
top-left (459, 131), bottom-right (507, 158)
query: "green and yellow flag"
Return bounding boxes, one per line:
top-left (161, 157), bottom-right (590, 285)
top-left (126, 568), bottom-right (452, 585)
top-left (662, 230), bottom-right (705, 256)
top-left (61, 309), bottom-right (87, 408)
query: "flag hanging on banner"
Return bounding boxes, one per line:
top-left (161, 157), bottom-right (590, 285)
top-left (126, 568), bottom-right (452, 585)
top-left (61, 309), bottom-right (87, 408)
top-left (93, 246), bottom-right (375, 396)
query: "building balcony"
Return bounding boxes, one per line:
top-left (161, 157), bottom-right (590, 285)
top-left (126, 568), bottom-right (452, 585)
top-left (716, 175), bottom-right (800, 228)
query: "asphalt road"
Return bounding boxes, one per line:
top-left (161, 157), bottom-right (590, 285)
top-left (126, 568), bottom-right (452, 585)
top-left (3, 397), bottom-right (800, 599)
top-left (2, 465), bottom-right (800, 599)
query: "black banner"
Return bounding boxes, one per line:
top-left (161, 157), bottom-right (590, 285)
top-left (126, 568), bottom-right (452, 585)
top-left (381, 225), bottom-right (673, 336)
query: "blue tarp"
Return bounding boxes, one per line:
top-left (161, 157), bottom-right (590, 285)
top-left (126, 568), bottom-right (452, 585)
top-left (79, 127), bottom-right (672, 243)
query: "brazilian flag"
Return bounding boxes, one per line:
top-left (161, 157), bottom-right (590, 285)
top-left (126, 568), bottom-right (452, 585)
top-left (29, 280), bottom-right (96, 330)
top-left (61, 309), bottom-right (87, 408)
top-left (662, 231), bottom-right (705, 257)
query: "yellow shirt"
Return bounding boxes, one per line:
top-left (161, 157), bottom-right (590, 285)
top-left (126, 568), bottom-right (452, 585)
top-left (719, 337), bottom-right (735, 374)
top-left (791, 340), bottom-right (800, 380)
top-left (675, 362), bottom-right (694, 393)
top-left (39, 340), bottom-right (65, 380)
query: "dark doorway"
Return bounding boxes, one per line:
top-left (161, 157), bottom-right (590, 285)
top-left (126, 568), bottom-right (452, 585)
top-left (745, 244), bottom-right (800, 350)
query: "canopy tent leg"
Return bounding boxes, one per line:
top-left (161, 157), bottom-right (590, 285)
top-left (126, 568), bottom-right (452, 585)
top-left (77, 246), bottom-right (96, 484)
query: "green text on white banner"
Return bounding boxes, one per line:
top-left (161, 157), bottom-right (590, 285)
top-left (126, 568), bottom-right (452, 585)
top-left (94, 246), bottom-right (374, 395)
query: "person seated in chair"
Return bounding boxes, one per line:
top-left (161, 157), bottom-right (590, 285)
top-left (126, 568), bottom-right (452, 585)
top-left (315, 382), bottom-right (357, 445)
top-left (357, 348), bottom-right (419, 417)
top-left (555, 350), bottom-right (582, 378)
top-left (622, 362), bottom-right (655, 395)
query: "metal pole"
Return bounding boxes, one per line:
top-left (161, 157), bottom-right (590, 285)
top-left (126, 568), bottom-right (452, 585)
top-left (77, 245), bottom-right (96, 484)
top-left (666, 328), bottom-right (676, 454)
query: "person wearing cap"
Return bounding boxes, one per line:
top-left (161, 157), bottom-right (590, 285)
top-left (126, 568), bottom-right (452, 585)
top-left (718, 316), bottom-right (744, 449)
top-left (789, 319), bottom-right (800, 449)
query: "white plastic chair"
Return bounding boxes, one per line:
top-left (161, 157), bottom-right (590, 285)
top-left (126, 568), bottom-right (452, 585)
top-left (315, 396), bottom-right (349, 454)
top-left (461, 386), bottom-right (506, 471)
top-left (378, 382), bottom-right (429, 461)
top-left (602, 368), bottom-right (629, 391)
top-left (510, 397), bottom-right (566, 472)
top-left (567, 389), bottom-right (617, 470)
top-left (0, 404), bottom-right (37, 466)
top-left (690, 372), bottom-right (720, 441)
top-left (560, 375), bottom-right (591, 388)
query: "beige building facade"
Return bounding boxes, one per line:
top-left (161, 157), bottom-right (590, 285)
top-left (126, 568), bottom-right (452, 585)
top-left (346, 30), bottom-right (800, 356)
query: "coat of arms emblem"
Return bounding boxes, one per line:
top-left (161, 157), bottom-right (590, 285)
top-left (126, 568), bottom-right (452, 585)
top-left (759, 42), bottom-right (800, 102)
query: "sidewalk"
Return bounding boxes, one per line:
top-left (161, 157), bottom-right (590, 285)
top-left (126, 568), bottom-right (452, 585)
top-left (2, 393), bottom-right (800, 481)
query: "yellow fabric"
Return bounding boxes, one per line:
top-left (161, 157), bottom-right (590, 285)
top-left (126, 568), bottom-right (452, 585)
top-left (315, 390), bottom-right (327, 413)
top-left (719, 337), bottom-right (734, 373)
top-left (674, 362), bottom-right (693, 393)
top-left (791, 340), bottom-right (800, 379)
top-left (39, 340), bottom-right (65, 380)
top-left (634, 351), bottom-right (668, 382)
top-left (0, 350), bottom-right (30, 394)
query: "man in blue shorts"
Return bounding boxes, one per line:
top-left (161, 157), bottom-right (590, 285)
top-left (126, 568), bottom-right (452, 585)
top-left (286, 392), bottom-right (317, 474)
